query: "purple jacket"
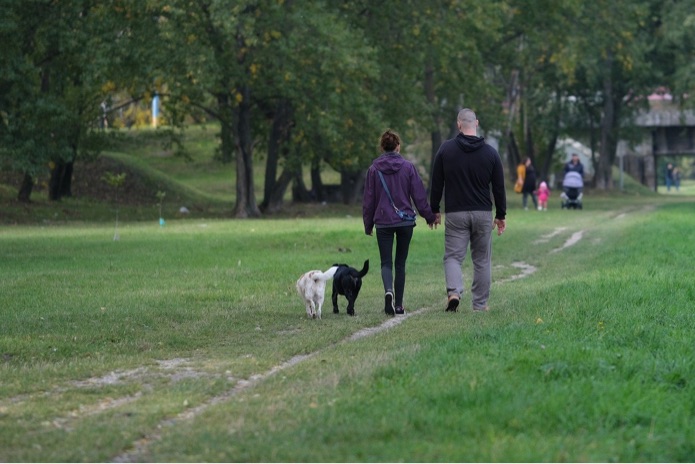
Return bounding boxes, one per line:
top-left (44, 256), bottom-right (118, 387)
top-left (362, 152), bottom-right (436, 235)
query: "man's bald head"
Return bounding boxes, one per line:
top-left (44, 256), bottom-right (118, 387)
top-left (457, 108), bottom-right (478, 135)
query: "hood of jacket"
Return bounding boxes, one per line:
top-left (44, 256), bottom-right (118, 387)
top-left (372, 152), bottom-right (406, 174)
top-left (455, 133), bottom-right (486, 152)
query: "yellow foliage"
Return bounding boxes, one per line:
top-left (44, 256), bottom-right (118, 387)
top-left (135, 109), bottom-right (149, 127)
top-left (235, 92), bottom-right (243, 103)
top-left (101, 81), bottom-right (116, 93)
top-left (250, 63), bottom-right (259, 76)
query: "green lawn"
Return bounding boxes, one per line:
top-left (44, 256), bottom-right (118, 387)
top-left (657, 178), bottom-right (695, 196)
top-left (2, 192), bottom-right (694, 462)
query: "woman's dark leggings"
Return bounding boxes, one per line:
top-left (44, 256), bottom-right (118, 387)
top-left (376, 225), bottom-right (414, 307)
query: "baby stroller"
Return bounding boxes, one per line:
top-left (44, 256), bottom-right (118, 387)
top-left (561, 171), bottom-right (583, 209)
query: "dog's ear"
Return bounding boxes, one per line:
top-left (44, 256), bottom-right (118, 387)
top-left (358, 259), bottom-right (369, 277)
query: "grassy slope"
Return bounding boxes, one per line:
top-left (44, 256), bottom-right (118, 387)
top-left (0, 124), bottom-right (347, 224)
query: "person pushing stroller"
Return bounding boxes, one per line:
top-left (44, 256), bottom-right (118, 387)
top-left (561, 154), bottom-right (585, 209)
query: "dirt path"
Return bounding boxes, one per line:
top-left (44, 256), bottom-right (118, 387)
top-left (2, 226), bottom-right (586, 462)
top-left (110, 225), bottom-right (586, 461)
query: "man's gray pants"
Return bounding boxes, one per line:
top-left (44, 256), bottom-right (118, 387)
top-left (443, 211), bottom-right (493, 309)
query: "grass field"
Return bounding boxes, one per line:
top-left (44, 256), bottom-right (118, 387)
top-left (2, 190), bottom-right (695, 461)
top-left (2, 126), bottom-right (694, 461)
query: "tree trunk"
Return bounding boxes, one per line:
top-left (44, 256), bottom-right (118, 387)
top-left (49, 163), bottom-right (63, 201)
top-left (589, 116), bottom-right (598, 188)
top-left (216, 94), bottom-right (235, 164)
top-left (597, 62), bottom-right (616, 190)
top-left (49, 161), bottom-right (74, 201)
top-left (424, 60), bottom-right (439, 178)
top-left (310, 159), bottom-right (324, 202)
top-left (523, 105), bottom-right (534, 161)
top-left (504, 69), bottom-right (521, 176)
top-left (261, 100), bottom-right (293, 211)
top-left (540, 93), bottom-right (562, 181)
top-left (265, 168), bottom-right (295, 213)
top-left (17, 173), bottom-right (34, 203)
top-left (507, 130), bottom-right (521, 175)
top-left (581, 97), bottom-right (599, 188)
top-left (429, 130), bottom-right (442, 185)
top-left (233, 85), bottom-right (261, 218)
top-left (340, 170), bottom-right (364, 205)
top-left (291, 168), bottom-right (312, 203)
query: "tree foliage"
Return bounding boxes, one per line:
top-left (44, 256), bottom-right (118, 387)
top-left (2, 0), bottom-right (693, 208)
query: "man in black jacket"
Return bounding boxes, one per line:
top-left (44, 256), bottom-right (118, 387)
top-left (429, 108), bottom-right (506, 313)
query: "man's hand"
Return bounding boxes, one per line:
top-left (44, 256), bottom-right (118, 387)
top-left (493, 218), bottom-right (506, 236)
top-left (429, 213), bottom-right (442, 230)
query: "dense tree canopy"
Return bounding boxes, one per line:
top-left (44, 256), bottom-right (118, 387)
top-left (1, 0), bottom-right (693, 210)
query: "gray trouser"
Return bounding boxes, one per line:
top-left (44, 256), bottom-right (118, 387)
top-left (443, 211), bottom-right (494, 309)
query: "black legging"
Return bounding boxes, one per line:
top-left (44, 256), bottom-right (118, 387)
top-left (376, 225), bottom-right (414, 307)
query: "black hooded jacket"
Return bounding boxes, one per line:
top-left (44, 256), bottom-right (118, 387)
top-left (429, 133), bottom-right (506, 220)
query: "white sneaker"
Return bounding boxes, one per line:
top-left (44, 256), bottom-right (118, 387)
top-left (537, 206), bottom-right (542, 211)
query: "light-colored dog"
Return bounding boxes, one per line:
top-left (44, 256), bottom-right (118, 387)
top-left (296, 266), bottom-right (338, 319)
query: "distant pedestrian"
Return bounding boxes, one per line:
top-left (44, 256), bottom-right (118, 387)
top-left (521, 157), bottom-right (538, 211)
top-left (673, 167), bottom-right (681, 191)
top-left (429, 108), bottom-right (506, 313)
top-left (666, 163), bottom-right (674, 191)
top-left (564, 153), bottom-right (584, 177)
top-left (537, 181), bottom-right (550, 211)
top-left (514, 160), bottom-right (525, 194)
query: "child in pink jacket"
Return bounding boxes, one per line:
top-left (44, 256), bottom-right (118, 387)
top-left (537, 181), bottom-right (550, 211)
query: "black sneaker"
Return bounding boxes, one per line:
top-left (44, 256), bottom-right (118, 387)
top-left (395, 306), bottom-right (405, 315)
top-left (384, 291), bottom-right (395, 316)
top-left (445, 295), bottom-right (460, 312)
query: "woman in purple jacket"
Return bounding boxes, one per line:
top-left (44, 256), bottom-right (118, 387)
top-left (363, 130), bottom-right (437, 316)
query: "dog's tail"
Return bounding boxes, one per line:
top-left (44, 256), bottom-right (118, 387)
top-left (313, 266), bottom-right (338, 282)
top-left (358, 259), bottom-right (369, 278)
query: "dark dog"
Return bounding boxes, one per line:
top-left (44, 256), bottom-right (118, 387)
top-left (332, 259), bottom-right (369, 316)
